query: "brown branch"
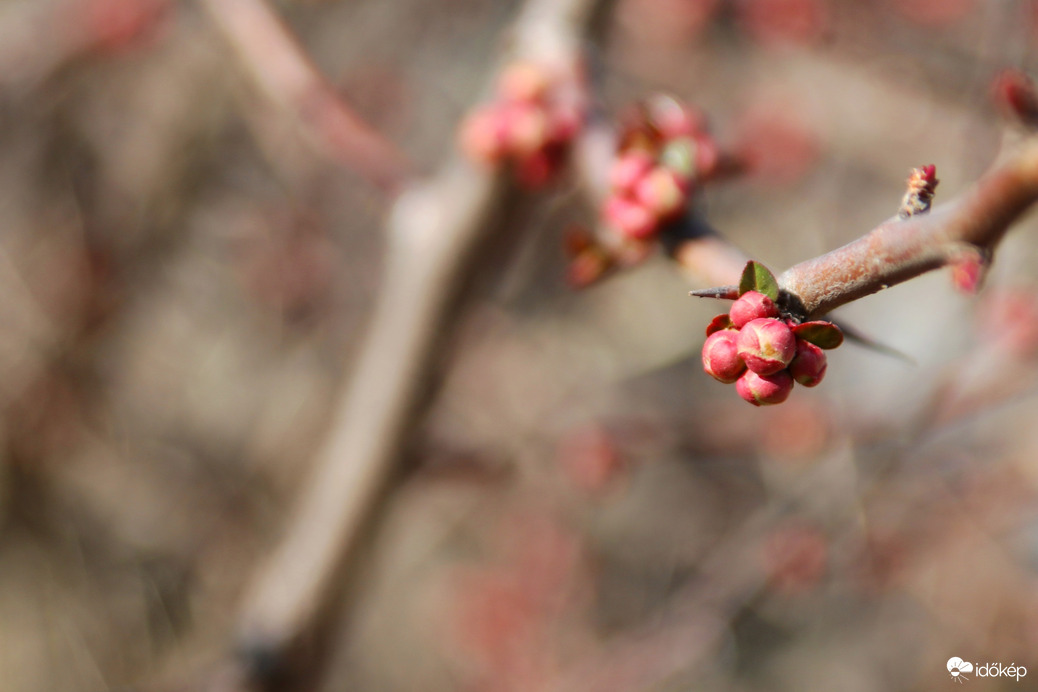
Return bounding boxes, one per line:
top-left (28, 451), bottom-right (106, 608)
top-left (231, 170), bottom-right (515, 689)
top-left (200, 0), bottom-right (413, 193)
top-left (191, 1), bottom-right (606, 690)
top-left (779, 140), bottom-right (1038, 319)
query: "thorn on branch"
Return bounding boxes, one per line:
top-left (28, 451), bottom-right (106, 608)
top-left (831, 318), bottom-right (916, 364)
top-left (898, 164), bottom-right (938, 219)
top-left (689, 285), bottom-right (740, 300)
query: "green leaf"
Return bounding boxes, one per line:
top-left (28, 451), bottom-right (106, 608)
top-left (738, 261), bottom-right (780, 301)
top-left (660, 137), bottom-right (695, 180)
top-left (705, 313), bottom-right (732, 337)
top-left (793, 321), bottom-right (844, 349)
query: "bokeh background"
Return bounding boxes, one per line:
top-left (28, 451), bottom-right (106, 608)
top-left (4, 0), bottom-right (1038, 690)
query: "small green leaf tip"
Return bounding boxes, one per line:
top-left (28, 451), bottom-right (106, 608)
top-left (738, 261), bottom-right (780, 302)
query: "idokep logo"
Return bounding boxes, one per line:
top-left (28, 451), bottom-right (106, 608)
top-left (947, 658), bottom-right (973, 683)
top-left (947, 657), bottom-right (1028, 683)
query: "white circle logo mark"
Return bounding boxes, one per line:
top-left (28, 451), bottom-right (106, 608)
top-left (948, 657), bottom-right (973, 683)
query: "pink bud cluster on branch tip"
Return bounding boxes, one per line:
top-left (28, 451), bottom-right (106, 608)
top-left (459, 61), bottom-right (585, 188)
top-left (700, 262), bottom-right (842, 406)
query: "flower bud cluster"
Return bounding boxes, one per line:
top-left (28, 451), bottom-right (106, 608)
top-left (701, 290), bottom-right (836, 406)
top-left (566, 96), bottom-right (721, 287)
top-left (459, 61), bottom-right (584, 188)
top-left (603, 96), bottom-right (719, 244)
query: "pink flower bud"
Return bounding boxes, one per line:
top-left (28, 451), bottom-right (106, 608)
top-left (789, 339), bottom-right (827, 387)
top-left (498, 62), bottom-right (550, 103)
top-left (949, 252), bottom-right (985, 294)
top-left (609, 150), bottom-right (654, 196)
top-left (516, 150), bottom-right (556, 188)
top-left (503, 103), bottom-right (550, 157)
top-left (634, 167), bottom-right (687, 219)
top-left (729, 290), bottom-right (779, 328)
top-left (459, 106), bottom-right (508, 165)
top-left (737, 317), bottom-right (796, 375)
top-left (702, 330), bottom-right (746, 383)
top-left (566, 247), bottom-right (611, 289)
top-left (604, 197), bottom-right (657, 240)
top-left (548, 103), bottom-right (584, 143)
top-left (736, 369), bottom-right (793, 406)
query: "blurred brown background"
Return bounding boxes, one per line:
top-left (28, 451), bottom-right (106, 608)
top-left (3, 0), bottom-right (1038, 690)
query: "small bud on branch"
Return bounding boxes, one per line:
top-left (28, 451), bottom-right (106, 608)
top-left (898, 164), bottom-right (938, 219)
top-left (729, 290), bottom-right (779, 328)
top-left (702, 330), bottom-right (746, 383)
top-left (993, 69), bottom-right (1038, 130)
top-left (789, 339), bottom-right (827, 387)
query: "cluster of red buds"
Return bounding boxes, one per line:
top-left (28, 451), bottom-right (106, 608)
top-left (566, 95), bottom-right (722, 287)
top-left (699, 262), bottom-right (842, 406)
top-left (604, 96), bottom-right (719, 242)
top-left (459, 61), bottom-right (584, 188)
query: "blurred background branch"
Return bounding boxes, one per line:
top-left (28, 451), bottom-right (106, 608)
top-left (203, 1), bottom-right (609, 690)
top-left (201, 0), bottom-right (413, 193)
